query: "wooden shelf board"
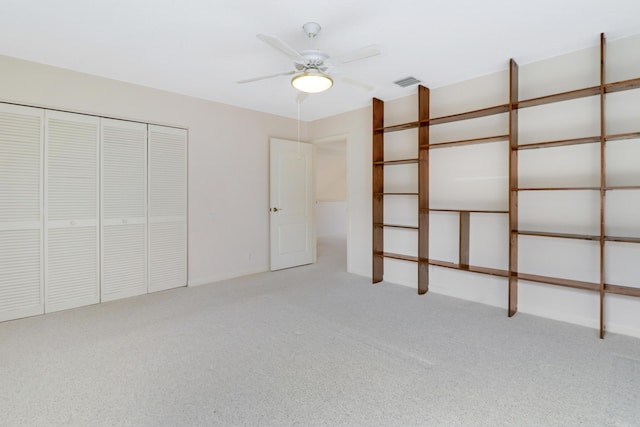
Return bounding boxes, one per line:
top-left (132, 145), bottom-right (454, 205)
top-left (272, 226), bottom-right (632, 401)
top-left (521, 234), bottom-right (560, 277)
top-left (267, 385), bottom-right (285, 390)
top-left (374, 223), bottom-right (419, 230)
top-left (605, 186), bottom-right (640, 191)
top-left (380, 252), bottom-right (419, 263)
top-left (429, 208), bottom-right (509, 214)
top-left (606, 131), bottom-right (640, 142)
top-left (605, 235), bottom-right (640, 244)
top-left (426, 134), bottom-right (509, 149)
top-left (429, 104), bottom-right (509, 125)
top-left (469, 265), bottom-right (510, 277)
top-left (428, 259), bottom-right (509, 277)
top-left (516, 272), bottom-right (600, 292)
top-left (605, 77), bottom-right (640, 94)
top-left (517, 86), bottom-right (600, 109)
top-left (374, 158), bottom-right (419, 165)
top-left (515, 230), bottom-right (600, 241)
top-left (516, 136), bottom-right (600, 150)
top-left (515, 187), bottom-right (600, 191)
top-left (605, 284), bottom-right (640, 297)
top-left (376, 122), bottom-right (419, 133)
top-left (374, 192), bottom-right (419, 196)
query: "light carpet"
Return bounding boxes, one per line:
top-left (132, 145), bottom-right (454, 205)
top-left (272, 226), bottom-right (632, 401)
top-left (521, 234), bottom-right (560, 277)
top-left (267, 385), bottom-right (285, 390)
top-left (1, 236), bottom-right (639, 426)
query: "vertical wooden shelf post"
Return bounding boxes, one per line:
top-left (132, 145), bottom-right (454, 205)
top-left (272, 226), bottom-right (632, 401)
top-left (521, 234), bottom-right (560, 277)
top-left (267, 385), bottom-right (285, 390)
top-left (372, 98), bottom-right (384, 283)
top-left (418, 86), bottom-right (430, 294)
top-left (459, 212), bottom-right (470, 268)
top-left (508, 58), bottom-right (519, 317)
top-left (599, 33), bottom-right (607, 338)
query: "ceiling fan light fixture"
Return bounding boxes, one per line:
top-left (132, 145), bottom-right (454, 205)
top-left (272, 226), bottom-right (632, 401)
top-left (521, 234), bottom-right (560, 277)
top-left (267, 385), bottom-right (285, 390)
top-left (291, 70), bottom-right (333, 93)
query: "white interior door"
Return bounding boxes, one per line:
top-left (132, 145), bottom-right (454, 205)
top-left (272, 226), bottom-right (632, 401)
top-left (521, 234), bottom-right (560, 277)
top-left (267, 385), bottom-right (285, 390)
top-left (148, 125), bottom-right (187, 293)
top-left (0, 103), bottom-right (44, 322)
top-left (45, 110), bottom-right (100, 313)
top-left (270, 138), bottom-right (315, 271)
top-left (101, 118), bottom-right (147, 302)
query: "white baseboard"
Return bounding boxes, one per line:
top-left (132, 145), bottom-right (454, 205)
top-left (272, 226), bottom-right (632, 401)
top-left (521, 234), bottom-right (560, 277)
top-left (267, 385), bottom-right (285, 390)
top-left (605, 322), bottom-right (640, 339)
top-left (517, 305), bottom-right (599, 331)
top-left (188, 267), bottom-right (268, 287)
top-left (429, 284), bottom-right (505, 309)
top-left (348, 267), bottom-right (370, 278)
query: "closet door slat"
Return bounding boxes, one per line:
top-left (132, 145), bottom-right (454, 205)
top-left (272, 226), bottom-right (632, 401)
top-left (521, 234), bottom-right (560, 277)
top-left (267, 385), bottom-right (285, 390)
top-left (101, 119), bottom-right (148, 301)
top-left (0, 104), bottom-right (44, 321)
top-left (45, 111), bottom-right (99, 313)
top-left (148, 125), bottom-right (187, 293)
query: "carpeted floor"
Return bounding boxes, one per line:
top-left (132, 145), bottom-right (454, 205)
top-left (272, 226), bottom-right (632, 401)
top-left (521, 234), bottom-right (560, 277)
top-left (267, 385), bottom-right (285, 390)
top-left (1, 236), bottom-right (639, 426)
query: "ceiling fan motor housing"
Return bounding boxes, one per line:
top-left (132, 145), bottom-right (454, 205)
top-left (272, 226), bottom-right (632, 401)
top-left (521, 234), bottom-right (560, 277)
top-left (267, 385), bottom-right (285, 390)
top-left (296, 49), bottom-right (329, 71)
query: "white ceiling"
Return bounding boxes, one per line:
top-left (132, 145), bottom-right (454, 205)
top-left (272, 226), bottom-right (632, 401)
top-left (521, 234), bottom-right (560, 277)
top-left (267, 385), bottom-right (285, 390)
top-left (2, 0), bottom-right (640, 121)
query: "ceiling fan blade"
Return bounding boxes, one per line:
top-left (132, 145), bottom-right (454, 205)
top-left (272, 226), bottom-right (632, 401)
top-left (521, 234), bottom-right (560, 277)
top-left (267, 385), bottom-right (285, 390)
top-left (237, 70), bottom-right (295, 84)
top-left (257, 34), bottom-right (306, 61)
top-left (332, 45), bottom-right (382, 65)
top-left (341, 77), bottom-right (376, 92)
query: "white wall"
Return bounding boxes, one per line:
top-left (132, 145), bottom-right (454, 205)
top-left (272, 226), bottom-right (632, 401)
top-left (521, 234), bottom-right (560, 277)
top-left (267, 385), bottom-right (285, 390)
top-left (315, 141), bottom-right (347, 200)
top-left (0, 54), bottom-right (305, 287)
top-left (309, 33), bottom-right (640, 338)
top-left (315, 140), bottom-right (347, 237)
top-left (315, 201), bottom-right (347, 237)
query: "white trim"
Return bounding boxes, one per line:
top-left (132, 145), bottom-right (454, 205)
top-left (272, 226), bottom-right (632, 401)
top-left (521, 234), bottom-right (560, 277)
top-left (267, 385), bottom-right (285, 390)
top-left (188, 267), bottom-right (268, 287)
top-left (517, 306), bottom-right (600, 331)
top-left (606, 322), bottom-right (640, 339)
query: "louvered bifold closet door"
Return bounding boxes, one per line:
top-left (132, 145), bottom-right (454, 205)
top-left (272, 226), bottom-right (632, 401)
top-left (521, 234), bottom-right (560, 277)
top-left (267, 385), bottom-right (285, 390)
top-left (148, 125), bottom-right (187, 292)
top-left (45, 111), bottom-right (100, 312)
top-left (0, 104), bottom-right (44, 322)
top-left (101, 119), bottom-right (147, 302)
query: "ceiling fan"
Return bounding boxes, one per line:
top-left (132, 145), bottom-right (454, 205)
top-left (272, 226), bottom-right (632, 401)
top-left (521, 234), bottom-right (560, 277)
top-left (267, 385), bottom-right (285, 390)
top-left (237, 22), bottom-right (381, 94)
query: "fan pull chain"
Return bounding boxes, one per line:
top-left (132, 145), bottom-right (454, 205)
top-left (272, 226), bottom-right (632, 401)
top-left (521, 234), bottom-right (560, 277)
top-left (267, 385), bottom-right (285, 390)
top-left (297, 95), bottom-right (301, 158)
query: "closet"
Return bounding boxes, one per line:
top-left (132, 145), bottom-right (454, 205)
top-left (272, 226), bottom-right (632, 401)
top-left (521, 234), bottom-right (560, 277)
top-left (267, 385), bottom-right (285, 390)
top-left (0, 104), bottom-right (187, 322)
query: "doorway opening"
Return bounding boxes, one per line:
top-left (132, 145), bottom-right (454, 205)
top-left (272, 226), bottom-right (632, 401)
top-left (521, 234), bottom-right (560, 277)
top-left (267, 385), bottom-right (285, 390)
top-left (313, 136), bottom-right (348, 271)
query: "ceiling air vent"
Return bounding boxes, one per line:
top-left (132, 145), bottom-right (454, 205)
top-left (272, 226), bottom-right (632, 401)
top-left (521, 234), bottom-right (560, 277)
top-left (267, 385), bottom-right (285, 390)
top-left (393, 76), bottom-right (421, 87)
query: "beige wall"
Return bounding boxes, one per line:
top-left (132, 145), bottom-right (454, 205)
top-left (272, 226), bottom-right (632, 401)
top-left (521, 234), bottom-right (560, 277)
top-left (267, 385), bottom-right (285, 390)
top-left (0, 54), bottom-right (306, 286)
top-left (315, 141), bottom-right (347, 201)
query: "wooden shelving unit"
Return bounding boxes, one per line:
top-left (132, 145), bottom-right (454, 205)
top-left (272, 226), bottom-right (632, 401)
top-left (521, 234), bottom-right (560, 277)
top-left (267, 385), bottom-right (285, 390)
top-left (372, 32), bottom-right (640, 338)
top-left (372, 87), bottom-right (429, 294)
